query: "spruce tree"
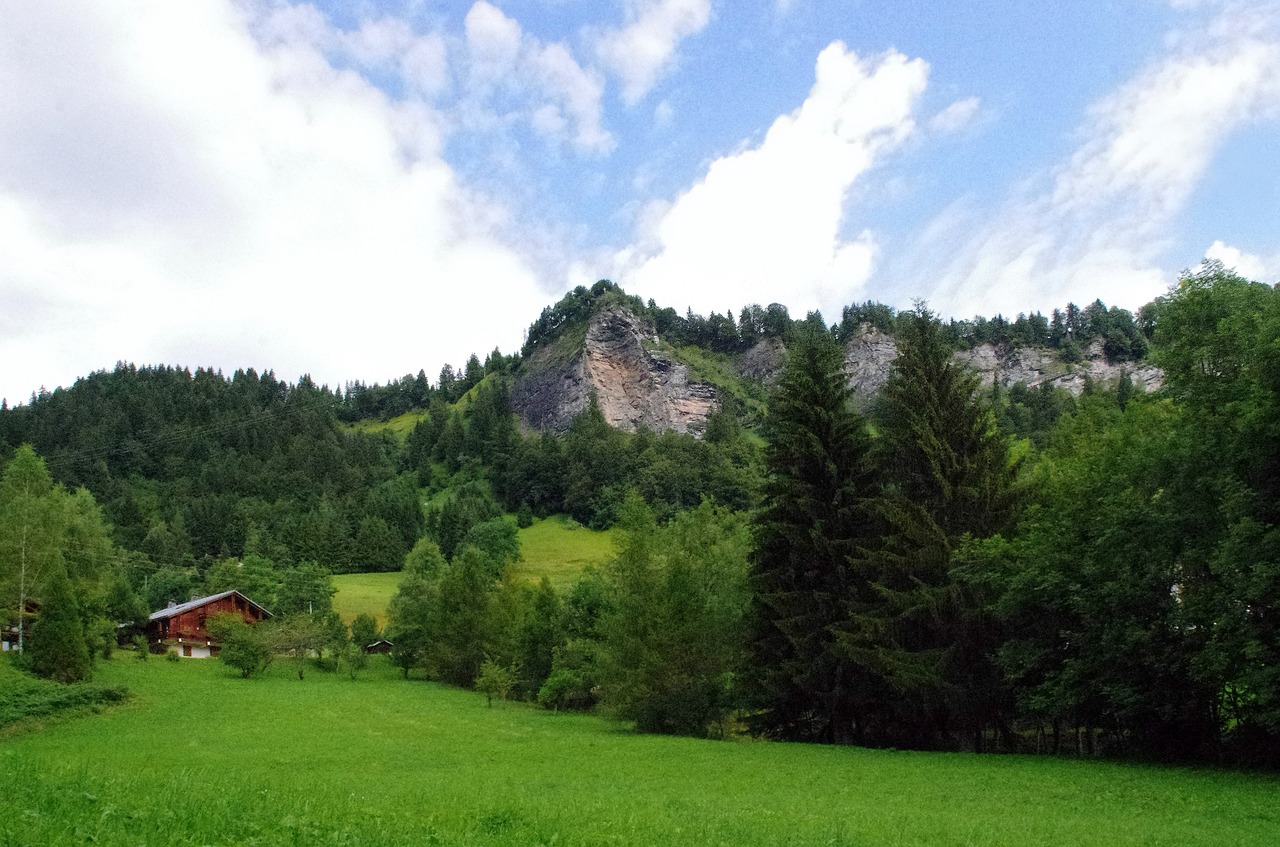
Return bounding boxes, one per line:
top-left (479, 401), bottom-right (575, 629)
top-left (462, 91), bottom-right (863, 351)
top-left (842, 305), bottom-right (1018, 748)
top-left (27, 562), bottom-right (90, 683)
top-left (749, 323), bottom-right (881, 743)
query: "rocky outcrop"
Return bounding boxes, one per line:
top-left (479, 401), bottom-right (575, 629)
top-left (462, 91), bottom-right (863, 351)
top-left (841, 325), bottom-right (1163, 400)
top-left (514, 310), bottom-right (1162, 437)
top-left (739, 337), bottom-right (786, 384)
top-left (843, 326), bottom-right (900, 399)
top-left (512, 305), bottom-right (719, 435)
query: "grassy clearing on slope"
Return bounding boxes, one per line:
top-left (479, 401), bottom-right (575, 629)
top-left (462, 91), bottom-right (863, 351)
top-left (347, 409), bottom-right (427, 440)
top-left (514, 514), bottom-right (618, 588)
top-left (660, 341), bottom-right (769, 423)
top-left (332, 572), bottom-right (402, 627)
top-left (332, 517), bottom-right (617, 624)
top-left (1, 654), bottom-right (1276, 847)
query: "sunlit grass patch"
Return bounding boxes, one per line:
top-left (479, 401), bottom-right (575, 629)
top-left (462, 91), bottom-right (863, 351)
top-left (515, 514), bottom-right (618, 588)
top-left (332, 571), bottom-right (401, 627)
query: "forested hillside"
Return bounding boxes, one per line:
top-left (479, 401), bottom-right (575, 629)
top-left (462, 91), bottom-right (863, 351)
top-left (3, 262), bottom-right (1278, 766)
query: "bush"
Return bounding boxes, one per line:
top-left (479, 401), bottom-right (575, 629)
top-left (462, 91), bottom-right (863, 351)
top-left (475, 658), bottom-right (519, 706)
top-left (537, 667), bottom-right (595, 712)
top-left (0, 665), bottom-right (130, 729)
top-left (516, 503), bottom-right (534, 529)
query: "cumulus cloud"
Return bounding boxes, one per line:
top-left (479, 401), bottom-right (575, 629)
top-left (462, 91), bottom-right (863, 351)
top-left (1205, 240), bottom-right (1274, 281)
top-left (344, 17), bottom-right (449, 96)
top-left (462, 1), bottom-right (611, 151)
top-left (595, 0), bottom-right (712, 104)
top-left (0, 0), bottom-right (549, 403)
top-left (613, 42), bottom-right (928, 319)
top-left (464, 0), bottom-right (522, 80)
top-left (910, 3), bottom-right (1280, 318)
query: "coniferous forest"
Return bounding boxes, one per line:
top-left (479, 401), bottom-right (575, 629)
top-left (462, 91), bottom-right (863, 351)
top-left (2, 262), bottom-right (1279, 767)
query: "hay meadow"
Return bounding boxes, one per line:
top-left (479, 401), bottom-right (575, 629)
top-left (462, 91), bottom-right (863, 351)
top-left (1, 654), bottom-right (1276, 847)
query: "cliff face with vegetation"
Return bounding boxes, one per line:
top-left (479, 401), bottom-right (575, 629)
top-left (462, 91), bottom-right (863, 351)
top-left (512, 304), bottom-right (719, 435)
top-left (513, 301), bottom-right (1164, 438)
top-left (843, 324), bottom-right (1164, 400)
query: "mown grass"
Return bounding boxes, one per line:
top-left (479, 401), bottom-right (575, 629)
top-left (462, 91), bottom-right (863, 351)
top-left (1, 655), bottom-right (1276, 847)
top-left (514, 514), bottom-right (618, 589)
top-left (333, 516), bottom-right (617, 625)
top-left (331, 572), bottom-right (402, 628)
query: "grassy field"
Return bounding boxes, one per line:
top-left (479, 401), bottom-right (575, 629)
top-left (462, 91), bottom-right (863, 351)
top-left (1, 655), bottom-right (1276, 847)
top-left (513, 514), bottom-right (618, 588)
top-left (332, 517), bottom-right (618, 625)
top-left (346, 409), bottom-right (428, 440)
top-left (331, 572), bottom-right (402, 627)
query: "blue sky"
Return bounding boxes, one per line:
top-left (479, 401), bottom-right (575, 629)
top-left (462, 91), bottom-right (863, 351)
top-left (1, 0), bottom-right (1278, 403)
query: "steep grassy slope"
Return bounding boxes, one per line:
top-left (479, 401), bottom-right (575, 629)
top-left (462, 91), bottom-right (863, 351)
top-left (331, 572), bottom-right (402, 627)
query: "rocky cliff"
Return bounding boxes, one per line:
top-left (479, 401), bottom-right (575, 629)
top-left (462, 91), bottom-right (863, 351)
top-left (512, 306), bottom-right (1162, 437)
top-left (842, 325), bottom-right (1164, 400)
top-left (512, 305), bottom-right (719, 435)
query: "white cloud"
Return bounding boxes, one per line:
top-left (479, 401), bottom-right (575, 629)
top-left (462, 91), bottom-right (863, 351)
top-left (912, 6), bottom-right (1280, 318)
top-left (0, 0), bottom-right (549, 403)
top-left (461, 1), bottom-right (612, 151)
top-left (595, 0), bottom-right (711, 105)
top-left (345, 17), bottom-right (449, 96)
top-left (1205, 240), bottom-right (1272, 280)
top-left (530, 43), bottom-right (613, 151)
top-left (929, 96), bottom-right (981, 135)
top-left (613, 42), bottom-right (928, 319)
top-left (465, 1), bottom-right (522, 80)
top-left (653, 99), bottom-right (675, 127)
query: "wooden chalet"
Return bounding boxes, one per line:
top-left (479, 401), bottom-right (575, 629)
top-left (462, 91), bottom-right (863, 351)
top-left (145, 590), bottom-right (271, 658)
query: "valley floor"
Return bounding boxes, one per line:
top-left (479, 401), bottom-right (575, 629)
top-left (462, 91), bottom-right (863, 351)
top-left (1, 655), bottom-right (1276, 846)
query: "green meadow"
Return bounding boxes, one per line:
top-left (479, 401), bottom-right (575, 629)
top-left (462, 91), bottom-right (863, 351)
top-left (332, 516), bottom-right (617, 625)
top-left (346, 409), bottom-right (428, 439)
top-left (1, 655), bottom-right (1277, 847)
top-left (511, 515), bottom-right (618, 588)
top-left (331, 571), bottom-right (402, 627)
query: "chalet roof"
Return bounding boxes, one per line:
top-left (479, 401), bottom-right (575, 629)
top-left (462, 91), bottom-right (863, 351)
top-left (148, 590), bottom-right (272, 621)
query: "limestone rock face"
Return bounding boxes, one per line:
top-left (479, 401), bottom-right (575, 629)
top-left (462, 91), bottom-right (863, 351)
top-left (842, 325), bottom-right (900, 400)
top-left (841, 324), bottom-right (1163, 402)
top-left (512, 305), bottom-right (719, 435)
top-left (739, 337), bottom-right (786, 385)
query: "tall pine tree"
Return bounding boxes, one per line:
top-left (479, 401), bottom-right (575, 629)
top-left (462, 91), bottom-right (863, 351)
top-left (749, 323), bottom-right (882, 743)
top-left (841, 305), bottom-right (1019, 748)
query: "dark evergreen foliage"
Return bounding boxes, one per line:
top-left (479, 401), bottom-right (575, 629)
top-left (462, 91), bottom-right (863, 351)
top-left (843, 306), bottom-right (1020, 748)
top-left (0, 365), bottom-right (412, 576)
top-left (748, 323), bottom-right (881, 743)
top-left (27, 563), bottom-right (90, 683)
